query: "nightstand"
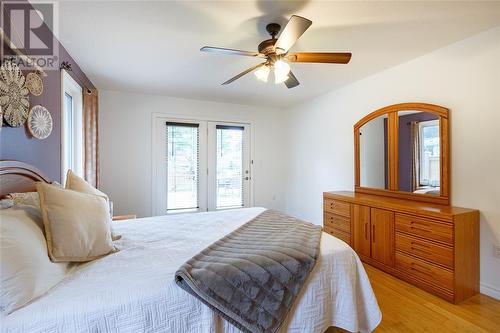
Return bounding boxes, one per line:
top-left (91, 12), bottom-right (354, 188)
top-left (112, 214), bottom-right (137, 221)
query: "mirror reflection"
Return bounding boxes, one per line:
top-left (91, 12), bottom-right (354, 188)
top-left (359, 114), bottom-right (389, 190)
top-left (397, 111), bottom-right (440, 195)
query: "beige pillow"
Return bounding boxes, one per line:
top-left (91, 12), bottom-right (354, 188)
top-left (64, 170), bottom-right (121, 241)
top-left (36, 182), bottom-right (116, 262)
top-left (65, 170), bottom-right (107, 199)
top-left (1, 205), bottom-right (69, 313)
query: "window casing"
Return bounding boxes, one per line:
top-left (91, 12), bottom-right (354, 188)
top-left (61, 69), bottom-right (83, 184)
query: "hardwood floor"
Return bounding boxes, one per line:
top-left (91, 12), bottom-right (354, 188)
top-left (327, 264), bottom-right (500, 332)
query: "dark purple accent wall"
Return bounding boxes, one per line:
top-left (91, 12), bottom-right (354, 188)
top-left (0, 7), bottom-right (94, 182)
top-left (398, 112), bottom-right (439, 192)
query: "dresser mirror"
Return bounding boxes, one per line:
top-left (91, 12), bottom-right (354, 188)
top-left (359, 114), bottom-right (389, 190)
top-left (354, 103), bottom-right (450, 205)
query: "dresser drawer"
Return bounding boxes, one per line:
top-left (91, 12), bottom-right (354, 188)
top-left (396, 233), bottom-right (454, 269)
top-left (323, 226), bottom-right (351, 244)
top-left (395, 213), bottom-right (453, 245)
top-left (396, 252), bottom-right (454, 291)
top-left (324, 213), bottom-right (350, 233)
top-left (324, 199), bottom-right (351, 218)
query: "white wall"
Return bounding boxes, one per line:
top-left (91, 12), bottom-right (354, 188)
top-left (99, 91), bottom-right (287, 218)
top-left (284, 27), bottom-right (500, 298)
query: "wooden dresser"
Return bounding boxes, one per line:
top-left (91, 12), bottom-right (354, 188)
top-left (323, 191), bottom-right (479, 304)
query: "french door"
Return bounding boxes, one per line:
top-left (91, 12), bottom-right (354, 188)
top-left (153, 117), bottom-right (251, 215)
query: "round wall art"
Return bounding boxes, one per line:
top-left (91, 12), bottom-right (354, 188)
top-left (25, 72), bottom-right (44, 96)
top-left (0, 61), bottom-right (30, 127)
top-left (28, 105), bottom-right (53, 139)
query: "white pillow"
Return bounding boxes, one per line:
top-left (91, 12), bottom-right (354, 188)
top-left (0, 199), bottom-right (14, 209)
top-left (0, 205), bottom-right (69, 314)
top-left (8, 192), bottom-right (40, 207)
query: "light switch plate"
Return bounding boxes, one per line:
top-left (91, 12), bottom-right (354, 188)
top-left (494, 245), bottom-right (500, 258)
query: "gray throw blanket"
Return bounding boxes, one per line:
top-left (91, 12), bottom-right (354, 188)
top-left (175, 210), bottom-right (322, 333)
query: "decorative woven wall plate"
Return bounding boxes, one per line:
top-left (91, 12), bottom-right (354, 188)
top-left (26, 72), bottom-right (44, 96)
top-left (0, 61), bottom-right (30, 127)
top-left (28, 105), bottom-right (53, 139)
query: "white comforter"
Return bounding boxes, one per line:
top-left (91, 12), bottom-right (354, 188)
top-left (2, 208), bottom-right (381, 333)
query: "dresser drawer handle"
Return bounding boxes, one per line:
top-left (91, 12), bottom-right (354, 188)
top-left (410, 221), bottom-right (430, 227)
top-left (410, 241), bottom-right (431, 254)
top-left (411, 246), bottom-right (431, 255)
top-left (410, 225), bottom-right (432, 233)
top-left (411, 241), bottom-right (431, 250)
top-left (411, 262), bottom-right (432, 271)
top-left (410, 266), bottom-right (433, 278)
top-left (410, 262), bottom-right (433, 277)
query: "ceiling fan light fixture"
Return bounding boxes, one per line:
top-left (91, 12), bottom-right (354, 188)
top-left (274, 60), bottom-right (290, 84)
top-left (202, 15), bottom-right (351, 88)
top-left (254, 65), bottom-right (270, 82)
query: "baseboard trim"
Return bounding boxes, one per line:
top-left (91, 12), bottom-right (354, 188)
top-left (480, 283), bottom-right (500, 300)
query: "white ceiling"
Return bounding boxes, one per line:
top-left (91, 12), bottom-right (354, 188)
top-left (57, 1), bottom-right (500, 108)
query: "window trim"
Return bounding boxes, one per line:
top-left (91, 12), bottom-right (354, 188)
top-left (418, 119), bottom-right (440, 187)
top-left (60, 69), bottom-right (83, 184)
top-left (151, 113), bottom-right (253, 216)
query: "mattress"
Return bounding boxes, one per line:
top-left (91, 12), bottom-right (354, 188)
top-left (1, 208), bottom-right (381, 333)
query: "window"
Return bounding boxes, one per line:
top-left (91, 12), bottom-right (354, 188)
top-left (153, 117), bottom-right (251, 215)
top-left (61, 70), bottom-right (83, 183)
top-left (166, 122), bottom-right (200, 212)
top-left (419, 120), bottom-right (440, 187)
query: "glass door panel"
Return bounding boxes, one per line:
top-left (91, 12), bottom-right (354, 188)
top-left (216, 125), bottom-right (244, 209)
top-left (166, 122), bottom-right (199, 212)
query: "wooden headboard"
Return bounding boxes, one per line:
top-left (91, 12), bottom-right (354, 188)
top-left (0, 160), bottom-right (52, 197)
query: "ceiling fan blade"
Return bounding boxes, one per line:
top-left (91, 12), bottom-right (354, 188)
top-left (275, 15), bottom-right (312, 54)
top-left (201, 46), bottom-right (264, 57)
top-left (222, 63), bottom-right (266, 85)
top-left (284, 71), bottom-right (300, 89)
top-left (286, 52), bottom-right (352, 64)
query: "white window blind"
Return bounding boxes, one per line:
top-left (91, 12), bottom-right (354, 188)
top-left (166, 122), bottom-right (199, 211)
top-left (216, 125), bottom-right (244, 209)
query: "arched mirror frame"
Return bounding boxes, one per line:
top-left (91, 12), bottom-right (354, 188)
top-left (354, 102), bottom-right (450, 205)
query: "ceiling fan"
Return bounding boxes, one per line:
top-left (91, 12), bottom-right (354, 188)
top-left (201, 15), bottom-right (352, 88)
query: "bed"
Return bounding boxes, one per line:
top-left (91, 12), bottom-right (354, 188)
top-left (0, 161), bottom-right (381, 333)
